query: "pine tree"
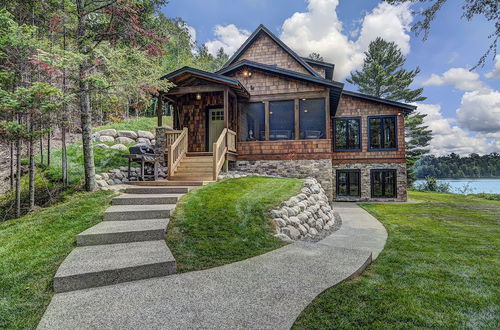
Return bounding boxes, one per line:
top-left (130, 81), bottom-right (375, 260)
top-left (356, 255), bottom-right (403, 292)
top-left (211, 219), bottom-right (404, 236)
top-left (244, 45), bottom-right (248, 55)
top-left (347, 37), bottom-right (432, 185)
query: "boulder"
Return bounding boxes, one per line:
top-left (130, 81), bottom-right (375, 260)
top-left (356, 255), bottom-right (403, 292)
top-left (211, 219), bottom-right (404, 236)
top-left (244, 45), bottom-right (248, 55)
top-left (101, 173), bottom-right (109, 180)
top-left (137, 138), bottom-right (151, 145)
top-left (281, 226), bottom-right (300, 240)
top-left (113, 179), bottom-right (122, 184)
top-left (96, 180), bottom-right (108, 187)
top-left (92, 133), bottom-right (100, 142)
top-left (274, 233), bottom-right (293, 243)
top-left (97, 129), bottom-right (117, 137)
top-left (308, 227), bottom-right (318, 235)
top-left (94, 143), bottom-right (110, 149)
top-left (151, 139), bottom-right (156, 145)
top-left (117, 130), bottom-right (138, 139)
top-left (288, 216), bottom-right (301, 227)
top-left (110, 144), bottom-right (128, 151)
top-left (137, 130), bottom-right (155, 140)
top-left (95, 174), bottom-right (102, 180)
top-left (270, 210), bottom-right (282, 218)
top-left (273, 218), bottom-right (286, 227)
top-left (115, 137), bottom-right (135, 144)
top-left (297, 224), bottom-right (308, 235)
top-left (98, 135), bottom-right (114, 143)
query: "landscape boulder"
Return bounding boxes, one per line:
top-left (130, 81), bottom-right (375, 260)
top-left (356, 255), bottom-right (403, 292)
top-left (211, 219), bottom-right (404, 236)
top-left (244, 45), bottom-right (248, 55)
top-left (94, 143), bottom-right (110, 149)
top-left (110, 144), bottom-right (128, 151)
top-left (137, 130), bottom-right (155, 140)
top-left (98, 135), bottom-right (114, 143)
top-left (117, 130), bottom-right (138, 139)
top-left (137, 137), bottom-right (151, 145)
top-left (97, 129), bottom-right (117, 137)
top-left (115, 137), bottom-right (135, 144)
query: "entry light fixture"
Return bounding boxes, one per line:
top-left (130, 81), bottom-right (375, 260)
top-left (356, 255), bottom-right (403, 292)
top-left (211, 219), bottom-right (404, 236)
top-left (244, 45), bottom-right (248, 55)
top-left (304, 109), bottom-right (309, 113)
top-left (242, 70), bottom-right (252, 77)
top-left (196, 93), bottom-right (201, 100)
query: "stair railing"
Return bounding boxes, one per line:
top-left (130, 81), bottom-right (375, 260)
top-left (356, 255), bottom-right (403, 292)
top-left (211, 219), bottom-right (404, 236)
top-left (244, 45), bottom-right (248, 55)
top-left (168, 127), bottom-right (188, 177)
top-left (212, 128), bottom-right (228, 180)
top-left (227, 129), bottom-right (237, 153)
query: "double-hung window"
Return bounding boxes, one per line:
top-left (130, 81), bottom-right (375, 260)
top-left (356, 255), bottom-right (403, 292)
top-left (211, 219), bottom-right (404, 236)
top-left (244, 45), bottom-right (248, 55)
top-left (368, 116), bottom-right (397, 150)
top-left (336, 170), bottom-right (361, 197)
top-left (334, 118), bottom-right (361, 151)
top-left (371, 169), bottom-right (397, 198)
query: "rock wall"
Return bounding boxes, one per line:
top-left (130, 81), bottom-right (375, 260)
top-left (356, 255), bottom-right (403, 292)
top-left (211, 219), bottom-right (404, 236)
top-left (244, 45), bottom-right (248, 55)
top-left (95, 165), bottom-right (167, 189)
top-left (93, 129), bottom-right (156, 151)
top-left (231, 159), bottom-right (334, 200)
top-left (271, 178), bottom-right (336, 242)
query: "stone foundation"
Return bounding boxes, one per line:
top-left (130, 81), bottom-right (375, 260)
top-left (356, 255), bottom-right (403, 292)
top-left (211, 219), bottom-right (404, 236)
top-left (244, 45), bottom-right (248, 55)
top-left (331, 162), bottom-right (407, 202)
top-left (155, 127), bottom-right (167, 166)
top-left (231, 159), bottom-right (334, 200)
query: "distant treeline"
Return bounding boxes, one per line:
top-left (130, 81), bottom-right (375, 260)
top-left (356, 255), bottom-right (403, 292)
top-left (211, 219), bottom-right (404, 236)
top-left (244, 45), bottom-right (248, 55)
top-left (414, 153), bottom-right (500, 179)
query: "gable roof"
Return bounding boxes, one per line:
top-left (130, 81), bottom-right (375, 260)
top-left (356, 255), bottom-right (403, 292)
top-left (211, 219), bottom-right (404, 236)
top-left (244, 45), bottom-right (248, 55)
top-left (342, 90), bottom-right (417, 113)
top-left (302, 57), bottom-right (335, 80)
top-left (160, 66), bottom-right (250, 98)
top-left (221, 24), bottom-right (321, 78)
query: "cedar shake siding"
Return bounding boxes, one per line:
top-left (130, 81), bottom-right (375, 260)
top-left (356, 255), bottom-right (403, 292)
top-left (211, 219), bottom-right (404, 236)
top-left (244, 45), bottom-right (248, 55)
top-left (159, 24), bottom-right (416, 201)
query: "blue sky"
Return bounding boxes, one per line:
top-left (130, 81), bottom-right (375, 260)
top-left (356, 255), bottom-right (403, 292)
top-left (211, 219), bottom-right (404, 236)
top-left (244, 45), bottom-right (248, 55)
top-left (161, 0), bottom-right (500, 155)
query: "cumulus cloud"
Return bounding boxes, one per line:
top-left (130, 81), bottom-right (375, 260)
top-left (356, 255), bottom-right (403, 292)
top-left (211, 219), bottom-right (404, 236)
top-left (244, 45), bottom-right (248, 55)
top-left (456, 89), bottom-right (500, 133)
top-left (485, 55), bottom-right (500, 79)
top-left (280, 0), bottom-right (413, 80)
top-left (416, 103), bottom-right (499, 155)
top-left (422, 68), bottom-right (487, 91)
top-left (205, 24), bottom-right (250, 56)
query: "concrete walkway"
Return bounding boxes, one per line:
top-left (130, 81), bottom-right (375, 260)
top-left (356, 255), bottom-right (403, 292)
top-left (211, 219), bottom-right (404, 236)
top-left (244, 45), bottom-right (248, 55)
top-left (38, 203), bottom-right (387, 330)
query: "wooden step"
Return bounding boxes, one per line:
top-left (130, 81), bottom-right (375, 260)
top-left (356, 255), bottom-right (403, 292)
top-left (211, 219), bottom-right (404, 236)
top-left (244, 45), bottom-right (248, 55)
top-left (174, 168), bottom-right (213, 175)
top-left (169, 175), bottom-right (214, 181)
top-left (127, 181), bottom-right (207, 187)
top-left (181, 157), bottom-right (213, 163)
top-left (186, 152), bottom-right (213, 157)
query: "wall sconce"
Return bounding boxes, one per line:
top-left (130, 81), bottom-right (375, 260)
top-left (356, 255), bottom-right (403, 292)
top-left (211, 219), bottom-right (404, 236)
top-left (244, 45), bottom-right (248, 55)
top-left (304, 109), bottom-right (308, 113)
top-left (269, 111), bottom-right (273, 115)
top-left (242, 70), bottom-right (252, 77)
top-left (196, 93), bottom-right (201, 100)
top-left (398, 112), bottom-right (402, 116)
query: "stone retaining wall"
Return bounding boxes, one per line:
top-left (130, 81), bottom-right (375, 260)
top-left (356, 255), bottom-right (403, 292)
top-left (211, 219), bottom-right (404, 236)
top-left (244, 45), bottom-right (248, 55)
top-left (231, 159), bottom-right (334, 200)
top-left (93, 129), bottom-right (156, 150)
top-left (271, 178), bottom-right (336, 242)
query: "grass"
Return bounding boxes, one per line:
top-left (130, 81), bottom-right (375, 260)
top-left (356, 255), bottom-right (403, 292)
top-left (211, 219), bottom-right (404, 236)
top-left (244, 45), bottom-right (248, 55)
top-left (0, 190), bottom-right (114, 330)
top-left (293, 191), bottom-right (500, 329)
top-left (94, 116), bottom-right (172, 132)
top-left (167, 176), bottom-right (303, 272)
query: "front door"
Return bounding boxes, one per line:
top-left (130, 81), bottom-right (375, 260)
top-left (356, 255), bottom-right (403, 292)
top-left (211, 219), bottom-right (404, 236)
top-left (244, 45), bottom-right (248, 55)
top-left (208, 108), bottom-right (225, 152)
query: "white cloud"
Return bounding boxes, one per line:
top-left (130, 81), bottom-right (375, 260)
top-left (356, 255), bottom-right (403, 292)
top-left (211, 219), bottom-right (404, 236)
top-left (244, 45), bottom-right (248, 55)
top-left (280, 0), bottom-right (413, 80)
top-left (456, 89), bottom-right (500, 133)
top-left (422, 67), bottom-right (486, 91)
top-left (416, 103), bottom-right (499, 155)
top-left (485, 54), bottom-right (500, 79)
top-left (205, 24), bottom-right (250, 56)
top-left (186, 25), bottom-right (196, 44)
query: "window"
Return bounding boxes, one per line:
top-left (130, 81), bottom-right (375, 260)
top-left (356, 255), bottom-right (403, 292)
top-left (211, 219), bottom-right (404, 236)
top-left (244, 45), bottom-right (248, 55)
top-left (240, 102), bottom-right (265, 141)
top-left (269, 100), bottom-right (294, 140)
top-left (336, 170), bottom-right (360, 197)
top-left (369, 116), bottom-right (397, 150)
top-left (211, 110), bottom-right (224, 121)
top-left (371, 169), bottom-right (397, 198)
top-left (299, 98), bottom-right (326, 139)
top-left (334, 118), bottom-right (361, 151)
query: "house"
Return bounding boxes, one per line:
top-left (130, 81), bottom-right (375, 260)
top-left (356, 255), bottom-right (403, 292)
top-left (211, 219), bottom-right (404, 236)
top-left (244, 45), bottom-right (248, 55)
top-left (154, 24), bottom-right (416, 202)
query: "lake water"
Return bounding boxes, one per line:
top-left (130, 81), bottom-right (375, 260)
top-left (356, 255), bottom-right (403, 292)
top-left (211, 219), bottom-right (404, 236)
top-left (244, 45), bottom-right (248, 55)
top-left (414, 179), bottom-right (500, 194)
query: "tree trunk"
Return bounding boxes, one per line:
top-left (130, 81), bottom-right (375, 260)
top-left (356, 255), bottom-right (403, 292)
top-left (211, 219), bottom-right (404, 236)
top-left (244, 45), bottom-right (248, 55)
top-left (61, 126), bottom-right (68, 185)
top-left (15, 137), bottom-right (22, 218)
top-left (47, 129), bottom-right (51, 167)
top-left (10, 142), bottom-right (14, 190)
top-left (40, 135), bottom-right (44, 164)
top-left (28, 123), bottom-right (35, 211)
top-left (61, 0), bottom-right (68, 186)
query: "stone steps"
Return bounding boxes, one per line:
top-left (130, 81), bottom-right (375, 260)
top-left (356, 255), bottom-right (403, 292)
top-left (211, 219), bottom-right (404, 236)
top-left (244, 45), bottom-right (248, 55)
top-left (77, 219), bottom-right (167, 246)
top-left (112, 193), bottom-right (182, 205)
top-left (103, 204), bottom-right (175, 221)
top-left (125, 186), bottom-right (192, 194)
top-left (53, 240), bottom-right (176, 293)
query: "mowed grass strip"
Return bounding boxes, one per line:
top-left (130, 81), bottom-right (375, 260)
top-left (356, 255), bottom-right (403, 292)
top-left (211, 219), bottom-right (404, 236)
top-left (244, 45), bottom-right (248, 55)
top-left (167, 177), bottom-right (303, 272)
top-left (0, 190), bottom-right (114, 330)
top-left (293, 191), bottom-right (500, 329)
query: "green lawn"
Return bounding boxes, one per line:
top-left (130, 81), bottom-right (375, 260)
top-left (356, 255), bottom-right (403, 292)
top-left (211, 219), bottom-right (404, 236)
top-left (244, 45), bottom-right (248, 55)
top-left (94, 115), bottom-right (172, 132)
top-left (0, 190), bottom-right (114, 330)
top-left (167, 176), bottom-right (303, 272)
top-left (293, 191), bottom-right (500, 329)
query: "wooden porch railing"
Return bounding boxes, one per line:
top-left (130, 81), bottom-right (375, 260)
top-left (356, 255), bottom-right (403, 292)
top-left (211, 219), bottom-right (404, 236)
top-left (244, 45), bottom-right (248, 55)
top-left (227, 129), bottom-right (236, 153)
top-left (212, 128), bottom-right (228, 180)
top-left (165, 130), bottom-right (183, 147)
top-left (168, 127), bottom-right (188, 177)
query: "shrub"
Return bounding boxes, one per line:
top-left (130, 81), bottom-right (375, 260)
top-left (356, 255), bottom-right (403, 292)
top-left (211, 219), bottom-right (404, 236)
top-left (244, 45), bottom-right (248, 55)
top-left (414, 176), bottom-right (451, 193)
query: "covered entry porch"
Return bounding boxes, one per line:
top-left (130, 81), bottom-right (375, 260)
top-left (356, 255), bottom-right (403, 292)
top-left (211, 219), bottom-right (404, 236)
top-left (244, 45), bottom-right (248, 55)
top-left (154, 67), bottom-right (249, 181)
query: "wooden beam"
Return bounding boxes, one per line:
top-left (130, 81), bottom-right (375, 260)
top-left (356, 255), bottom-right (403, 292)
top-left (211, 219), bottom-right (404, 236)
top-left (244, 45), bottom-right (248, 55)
top-left (249, 91), bottom-right (326, 102)
top-left (224, 87), bottom-right (229, 128)
top-left (156, 92), bottom-right (163, 127)
top-left (264, 101), bottom-right (270, 141)
top-left (167, 85), bottom-right (225, 95)
top-left (294, 99), bottom-right (300, 140)
top-left (325, 89), bottom-right (331, 139)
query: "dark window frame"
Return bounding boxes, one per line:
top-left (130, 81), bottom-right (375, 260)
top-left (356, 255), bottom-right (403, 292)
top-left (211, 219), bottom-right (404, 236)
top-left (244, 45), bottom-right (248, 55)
top-left (367, 115), bottom-right (398, 151)
top-left (239, 101), bottom-right (266, 141)
top-left (333, 117), bottom-right (362, 152)
top-left (336, 169), bottom-right (361, 197)
top-left (370, 169), bottom-right (397, 198)
top-left (269, 99), bottom-right (295, 141)
top-left (299, 98), bottom-right (326, 140)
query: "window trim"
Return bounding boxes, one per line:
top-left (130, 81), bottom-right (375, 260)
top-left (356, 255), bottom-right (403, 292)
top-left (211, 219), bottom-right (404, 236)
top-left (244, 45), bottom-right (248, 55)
top-left (299, 98), bottom-right (327, 140)
top-left (367, 115), bottom-right (398, 151)
top-left (269, 99), bottom-right (296, 141)
top-left (239, 101), bottom-right (266, 141)
top-left (370, 169), bottom-right (397, 198)
top-left (333, 117), bottom-right (362, 152)
top-left (336, 169), bottom-right (361, 197)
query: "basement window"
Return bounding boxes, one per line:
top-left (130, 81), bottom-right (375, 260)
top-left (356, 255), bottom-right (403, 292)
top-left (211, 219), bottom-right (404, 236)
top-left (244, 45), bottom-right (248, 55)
top-left (336, 170), bottom-right (361, 197)
top-left (371, 169), bottom-right (397, 198)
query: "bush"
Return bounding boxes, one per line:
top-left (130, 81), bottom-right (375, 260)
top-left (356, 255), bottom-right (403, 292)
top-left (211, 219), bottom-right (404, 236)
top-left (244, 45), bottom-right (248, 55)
top-left (470, 193), bottom-right (500, 201)
top-left (414, 176), bottom-right (451, 193)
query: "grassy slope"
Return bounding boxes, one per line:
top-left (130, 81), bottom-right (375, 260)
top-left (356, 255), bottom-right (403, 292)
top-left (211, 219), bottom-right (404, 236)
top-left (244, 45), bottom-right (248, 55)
top-left (0, 190), bottom-right (114, 330)
top-left (167, 177), bottom-right (303, 272)
top-left (94, 116), bottom-right (172, 132)
top-left (293, 192), bottom-right (500, 329)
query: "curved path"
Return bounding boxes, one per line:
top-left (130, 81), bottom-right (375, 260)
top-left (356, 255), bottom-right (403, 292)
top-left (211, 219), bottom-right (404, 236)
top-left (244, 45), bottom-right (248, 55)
top-left (38, 202), bottom-right (387, 330)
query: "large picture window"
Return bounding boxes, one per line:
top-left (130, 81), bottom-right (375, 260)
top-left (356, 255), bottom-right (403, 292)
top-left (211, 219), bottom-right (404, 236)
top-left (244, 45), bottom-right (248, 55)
top-left (371, 169), bottom-right (397, 198)
top-left (269, 100), bottom-right (294, 140)
top-left (299, 98), bottom-right (326, 139)
top-left (368, 116), bottom-right (397, 150)
top-left (334, 118), bottom-right (361, 151)
top-left (240, 102), bottom-right (265, 141)
top-left (336, 170), bottom-right (361, 197)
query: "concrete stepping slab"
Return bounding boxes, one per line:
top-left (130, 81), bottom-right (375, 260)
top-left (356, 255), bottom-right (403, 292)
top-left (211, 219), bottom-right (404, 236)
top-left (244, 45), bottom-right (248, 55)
top-left (76, 219), bottom-right (168, 246)
top-left (103, 204), bottom-right (175, 221)
top-left (53, 240), bottom-right (176, 293)
top-left (124, 186), bottom-right (191, 194)
top-left (111, 193), bottom-right (182, 205)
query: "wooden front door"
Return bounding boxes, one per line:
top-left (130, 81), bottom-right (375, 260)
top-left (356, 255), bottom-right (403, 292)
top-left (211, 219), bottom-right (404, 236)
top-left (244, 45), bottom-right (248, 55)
top-left (208, 108), bottom-right (225, 152)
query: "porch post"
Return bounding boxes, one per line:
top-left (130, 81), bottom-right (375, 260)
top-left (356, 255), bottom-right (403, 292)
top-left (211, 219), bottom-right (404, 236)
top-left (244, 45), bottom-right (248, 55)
top-left (157, 92), bottom-right (163, 127)
top-left (223, 87), bottom-right (229, 128)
